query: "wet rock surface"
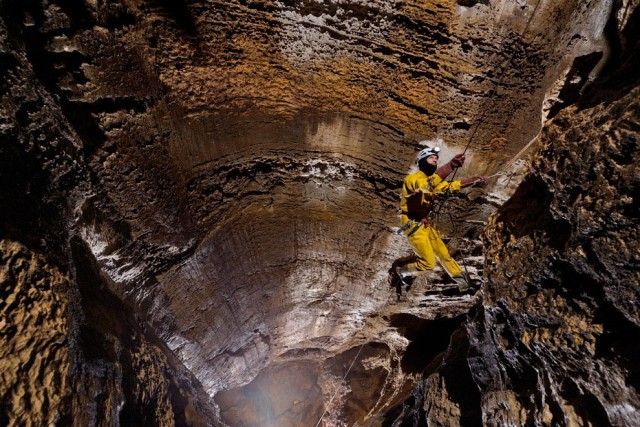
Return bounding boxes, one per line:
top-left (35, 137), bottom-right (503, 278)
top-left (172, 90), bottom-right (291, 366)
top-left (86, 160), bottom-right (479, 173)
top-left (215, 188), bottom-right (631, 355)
top-left (1, 0), bottom-right (639, 425)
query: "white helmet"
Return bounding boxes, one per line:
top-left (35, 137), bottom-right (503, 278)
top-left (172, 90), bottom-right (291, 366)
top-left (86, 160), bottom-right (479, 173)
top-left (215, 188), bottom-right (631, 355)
top-left (416, 146), bottom-right (440, 164)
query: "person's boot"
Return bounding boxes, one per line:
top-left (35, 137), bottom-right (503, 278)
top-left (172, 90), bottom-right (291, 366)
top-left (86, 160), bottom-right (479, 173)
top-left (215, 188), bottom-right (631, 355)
top-left (392, 266), bottom-right (414, 292)
top-left (401, 272), bottom-right (415, 292)
top-left (397, 265), bottom-right (425, 294)
top-left (387, 266), bottom-right (403, 288)
top-left (452, 274), bottom-right (471, 292)
top-left (386, 267), bottom-right (404, 300)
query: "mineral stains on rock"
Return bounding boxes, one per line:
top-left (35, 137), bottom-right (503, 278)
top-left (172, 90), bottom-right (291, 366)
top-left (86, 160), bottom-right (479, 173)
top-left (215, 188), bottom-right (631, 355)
top-left (1, 0), bottom-right (639, 425)
top-left (388, 6), bottom-right (640, 423)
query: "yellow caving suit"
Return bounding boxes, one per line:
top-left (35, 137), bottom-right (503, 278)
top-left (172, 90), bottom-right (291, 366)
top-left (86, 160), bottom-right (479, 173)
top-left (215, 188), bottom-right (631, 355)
top-left (400, 170), bottom-right (463, 277)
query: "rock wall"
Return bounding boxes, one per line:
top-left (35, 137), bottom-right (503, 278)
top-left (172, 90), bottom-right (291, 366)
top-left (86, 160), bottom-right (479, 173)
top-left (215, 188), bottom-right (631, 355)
top-left (0, 11), bottom-right (217, 425)
top-left (388, 3), bottom-right (640, 425)
top-left (2, 0), bottom-right (638, 425)
top-left (0, 239), bottom-right (217, 425)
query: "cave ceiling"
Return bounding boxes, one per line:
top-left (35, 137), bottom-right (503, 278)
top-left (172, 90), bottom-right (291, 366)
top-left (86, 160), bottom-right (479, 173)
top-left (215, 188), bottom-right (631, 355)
top-left (1, 0), bottom-right (639, 426)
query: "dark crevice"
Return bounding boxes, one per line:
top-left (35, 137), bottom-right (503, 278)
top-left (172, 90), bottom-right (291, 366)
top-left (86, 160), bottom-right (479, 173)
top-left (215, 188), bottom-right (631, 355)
top-left (151, 0), bottom-right (198, 36)
top-left (452, 120), bottom-right (472, 130)
top-left (546, 52), bottom-right (604, 120)
top-left (594, 302), bottom-right (640, 391)
top-left (388, 93), bottom-right (432, 116)
top-left (0, 131), bottom-right (70, 267)
top-left (388, 326), bottom-right (482, 426)
top-left (70, 236), bottom-right (216, 424)
top-left (560, 377), bottom-right (613, 427)
top-left (579, 5), bottom-right (640, 108)
top-left (47, 0), bottom-right (100, 33)
top-left (381, 380), bottom-right (428, 427)
top-left (598, 0), bottom-right (625, 78)
top-left (457, 0), bottom-right (489, 7)
top-left (389, 313), bottom-right (466, 374)
top-left (495, 174), bottom-right (572, 251)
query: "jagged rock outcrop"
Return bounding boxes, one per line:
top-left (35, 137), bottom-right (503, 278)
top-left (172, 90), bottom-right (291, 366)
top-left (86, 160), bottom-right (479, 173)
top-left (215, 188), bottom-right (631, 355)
top-left (0, 11), bottom-right (216, 425)
top-left (1, 0), bottom-right (638, 425)
top-left (0, 240), bottom-right (217, 425)
top-left (388, 5), bottom-right (640, 425)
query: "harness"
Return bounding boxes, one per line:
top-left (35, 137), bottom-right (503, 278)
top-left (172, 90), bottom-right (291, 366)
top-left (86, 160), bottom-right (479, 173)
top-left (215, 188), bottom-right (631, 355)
top-left (397, 177), bottom-right (439, 236)
top-left (397, 216), bottom-right (431, 237)
top-left (408, 217), bottom-right (430, 237)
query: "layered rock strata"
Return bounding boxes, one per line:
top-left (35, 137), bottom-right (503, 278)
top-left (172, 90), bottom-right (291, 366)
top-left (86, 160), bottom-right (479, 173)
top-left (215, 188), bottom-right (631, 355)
top-left (1, 0), bottom-right (638, 425)
top-left (1, 13), bottom-right (218, 423)
top-left (387, 5), bottom-right (640, 425)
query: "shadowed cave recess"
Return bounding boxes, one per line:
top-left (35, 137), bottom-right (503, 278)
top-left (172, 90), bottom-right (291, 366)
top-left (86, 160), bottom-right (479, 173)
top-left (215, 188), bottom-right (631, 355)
top-left (1, 0), bottom-right (639, 426)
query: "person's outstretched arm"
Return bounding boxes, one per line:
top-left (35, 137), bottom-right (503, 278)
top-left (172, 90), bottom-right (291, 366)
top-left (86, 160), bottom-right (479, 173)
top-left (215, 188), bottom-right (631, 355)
top-left (460, 176), bottom-right (488, 187)
top-left (435, 153), bottom-right (465, 180)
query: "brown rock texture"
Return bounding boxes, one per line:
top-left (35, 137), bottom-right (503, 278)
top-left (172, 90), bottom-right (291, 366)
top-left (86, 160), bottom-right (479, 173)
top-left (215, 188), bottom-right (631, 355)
top-left (1, 0), bottom-right (639, 425)
top-left (1, 241), bottom-right (73, 426)
top-left (388, 5), bottom-right (640, 425)
top-left (0, 237), bottom-right (218, 425)
top-left (477, 86), bottom-right (640, 424)
top-left (1, 7), bottom-right (217, 424)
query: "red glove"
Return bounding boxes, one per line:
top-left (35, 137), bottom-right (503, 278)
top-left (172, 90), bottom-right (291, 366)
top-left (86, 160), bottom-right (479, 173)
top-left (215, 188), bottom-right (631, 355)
top-left (461, 176), bottom-right (487, 187)
top-left (450, 153), bottom-right (465, 168)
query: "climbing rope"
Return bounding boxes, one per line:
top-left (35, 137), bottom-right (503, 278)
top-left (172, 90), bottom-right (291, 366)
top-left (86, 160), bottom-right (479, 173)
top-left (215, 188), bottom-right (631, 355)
top-left (314, 342), bottom-right (366, 427)
top-left (313, 276), bottom-right (398, 427)
top-left (417, 0), bottom-right (546, 293)
top-left (460, 0), bottom-right (545, 157)
top-left (446, 210), bottom-right (476, 285)
top-left (431, 0), bottom-right (545, 218)
top-left (316, 3), bottom-right (546, 425)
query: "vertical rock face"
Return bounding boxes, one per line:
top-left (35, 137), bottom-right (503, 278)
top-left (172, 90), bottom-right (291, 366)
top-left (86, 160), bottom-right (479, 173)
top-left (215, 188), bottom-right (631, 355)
top-left (0, 9), bottom-right (216, 424)
top-left (1, 241), bottom-right (74, 426)
top-left (0, 238), bottom-right (218, 425)
top-left (1, 0), bottom-right (639, 425)
top-left (490, 110), bottom-right (636, 424)
top-left (393, 6), bottom-right (640, 425)
top-left (476, 79), bottom-right (640, 424)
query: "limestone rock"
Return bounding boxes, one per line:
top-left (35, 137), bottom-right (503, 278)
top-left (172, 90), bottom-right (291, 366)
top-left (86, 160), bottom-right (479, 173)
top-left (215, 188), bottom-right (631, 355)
top-left (1, 0), bottom-right (639, 425)
top-left (389, 5), bottom-right (640, 424)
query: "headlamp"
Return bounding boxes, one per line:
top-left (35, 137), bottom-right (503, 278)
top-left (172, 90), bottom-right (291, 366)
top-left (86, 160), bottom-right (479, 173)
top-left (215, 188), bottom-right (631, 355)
top-left (416, 146), bottom-right (440, 164)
